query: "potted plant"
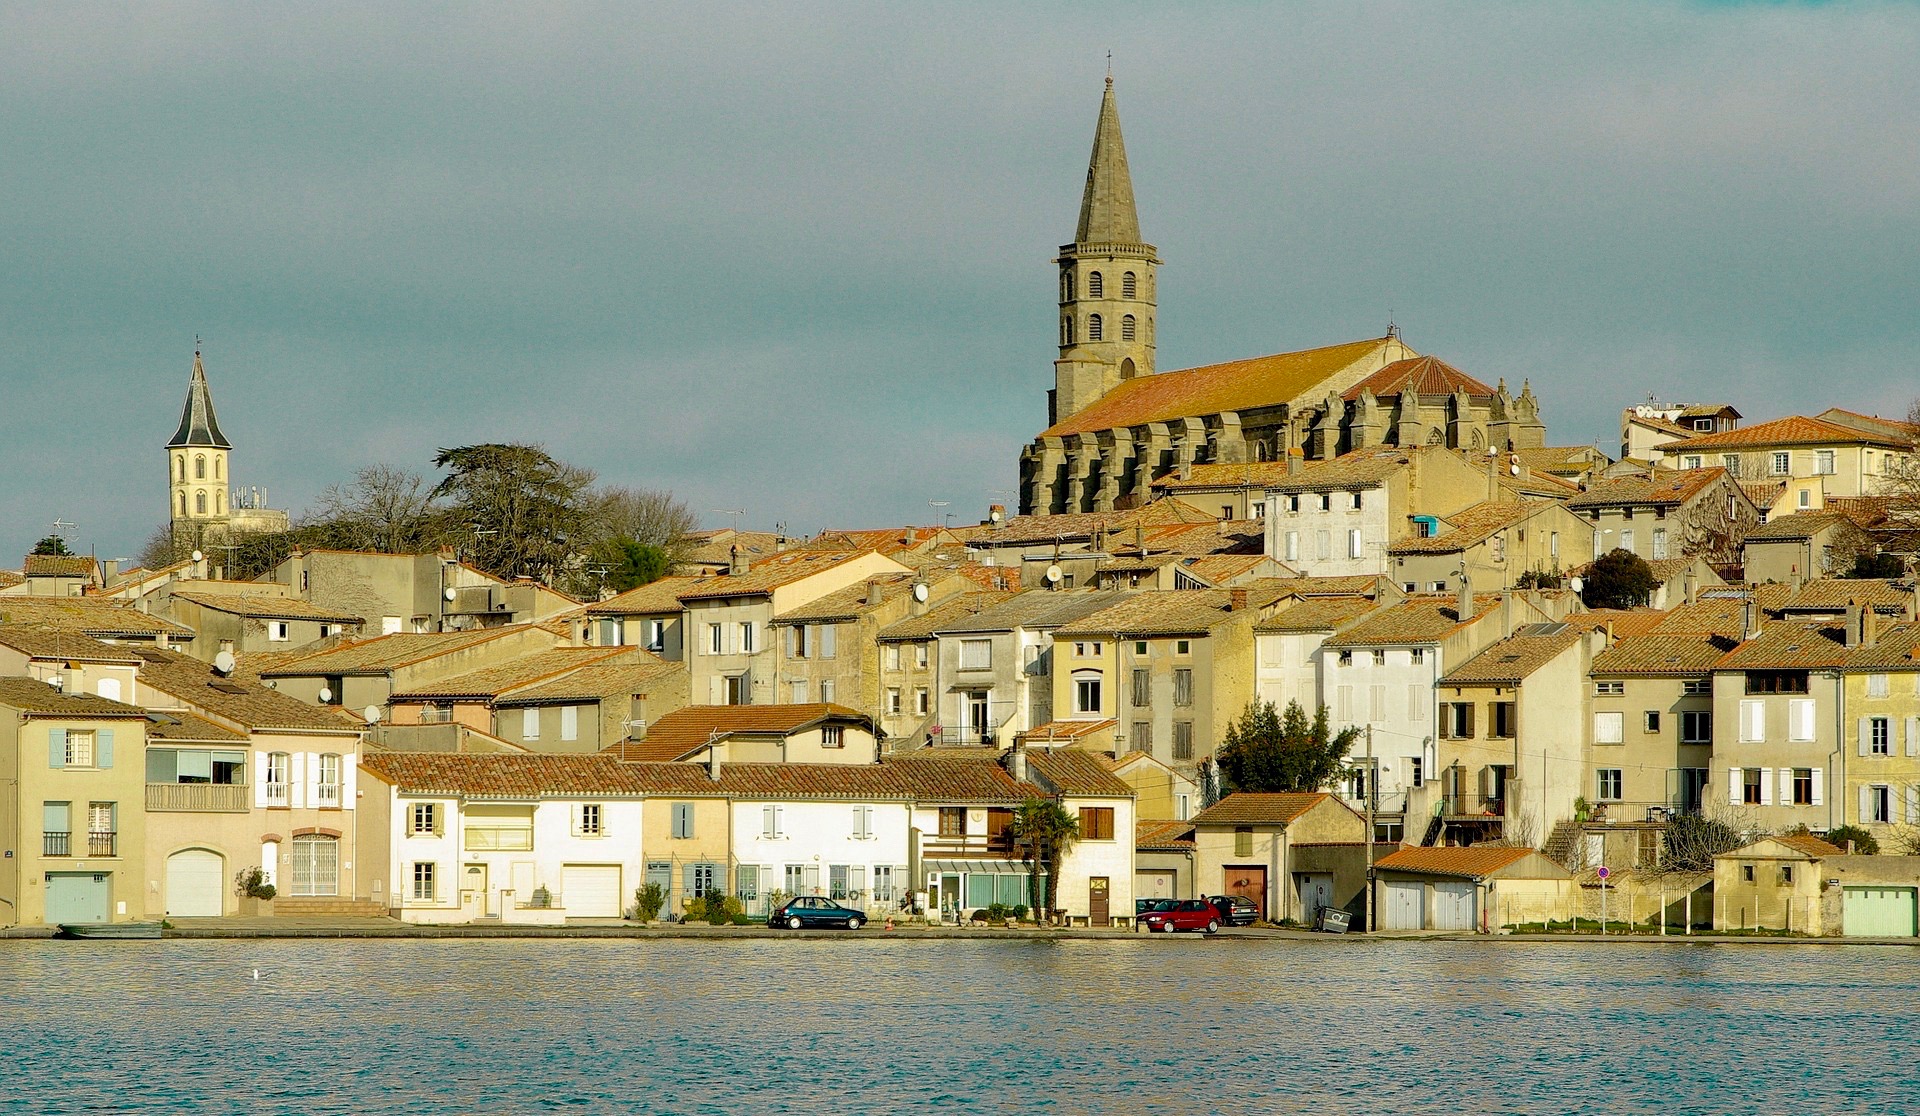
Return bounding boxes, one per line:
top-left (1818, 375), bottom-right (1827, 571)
top-left (234, 866), bottom-right (276, 917)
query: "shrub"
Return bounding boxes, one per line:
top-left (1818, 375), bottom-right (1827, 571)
top-left (1824, 824), bottom-right (1880, 855)
top-left (632, 882), bottom-right (666, 922)
top-left (700, 893), bottom-right (743, 925)
top-left (1011, 905), bottom-right (1029, 921)
top-left (234, 867), bottom-right (276, 901)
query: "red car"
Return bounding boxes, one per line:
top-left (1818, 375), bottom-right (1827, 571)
top-left (1139, 898), bottom-right (1220, 934)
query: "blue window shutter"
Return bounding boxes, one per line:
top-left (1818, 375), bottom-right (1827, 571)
top-left (97, 729), bottom-right (114, 769)
top-left (48, 728), bottom-right (67, 769)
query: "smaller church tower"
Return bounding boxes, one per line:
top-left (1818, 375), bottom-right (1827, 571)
top-left (1052, 76), bottom-right (1159, 426)
top-left (167, 347), bottom-right (232, 537)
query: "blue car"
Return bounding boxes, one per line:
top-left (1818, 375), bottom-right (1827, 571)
top-left (769, 895), bottom-right (867, 930)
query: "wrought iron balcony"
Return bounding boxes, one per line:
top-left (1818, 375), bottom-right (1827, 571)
top-left (43, 831), bottom-right (70, 857)
top-left (88, 831), bottom-right (117, 857)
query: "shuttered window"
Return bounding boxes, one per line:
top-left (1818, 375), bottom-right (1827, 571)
top-left (1173, 721), bottom-right (1193, 761)
top-left (1174, 669), bottom-right (1194, 707)
top-left (1078, 807), bottom-right (1114, 840)
top-left (1131, 670), bottom-right (1150, 707)
top-left (672, 803), bottom-right (695, 839)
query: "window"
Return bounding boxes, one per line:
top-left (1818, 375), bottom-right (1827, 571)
top-left (1089, 271), bottom-right (1103, 298)
top-left (1410, 758), bottom-right (1424, 788)
top-left (938, 807), bottom-right (966, 837)
top-left (959, 639), bottom-right (992, 671)
top-left (522, 707), bottom-right (541, 741)
top-left (871, 865), bottom-right (895, 904)
top-left (1061, 316), bottom-right (1074, 346)
top-left (1595, 682), bottom-right (1623, 695)
top-left (1597, 769), bottom-right (1623, 801)
top-left (1410, 648), bottom-right (1424, 664)
top-left (1074, 674), bottom-right (1102, 715)
top-left (725, 674), bottom-right (749, 705)
top-left (1338, 650), bottom-right (1353, 667)
top-left (1792, 768), bottom-right (1815, 806)
top-left (1780, 865), bottom-right (1794, 885)
top-left (1130, 669), bottom-right (1150, 707)
top-left (1870, 717), bottom-right (1891, 756)
top-left (42, 802), bottom-right (71, 856)
top-left (819, 680), bottom-right (835, 704)
top-left (1746, 671), bottom-right (1810, 695)
top-left (1682, 679), bottom-right (1711, 695)
top-left (688, 863), bottom-right (718, 899)
top-left (1128, 722), bottom-right (1150, 753)
top-left (1682, 455), bottom-right (1703, 469)
top-left (1062, 271), bottom-right (1074, 301)
top-left (740, 622), bottom-right (755, 654)
top-left (761, 804), bottom-right (785, 839)
top-left (708, 623), bottom-right (723, 655)
top-left (1651, 528), bottom-right (1668, 560)
top-left (1681, 711), bottom-right (1712, 744)
top-left (915, 644), bottom-right (929, 669)
top-left (885, 645), bottom-right (902, 672)
top-left (1739, 700), bottom-right (1766, 742)
top-left (1491, 702), bottom-right (1516, 738)
top-left (672, 802), bottom-right (695, 839)
top-left (1122, 314), bottom-right (1137, 341)
top-left (1742, 864), bottom-right (1756, 883)
top-left (1173, 668), bottom-right (1193, 707)
top-left (194, 454), bottom-right (206, 479)
top-left (1868, 673), bottom-right (1889, 698)
top-left (577, 803), bottom-right (603, 836)
top-left (264, 752), bottom-right (291, 805)
top-left (1316, 530), bottom-right (1332, 560)
top-left (1088, 314), bottom-right (1103, 342)
top-left (1347, 529), bottom-right (1363, 559)
top-left (1870, 785), bottom-right (1892, 823)
top-left (1643, 711), bottom-right (1661, 734)
top-left (1723, 454), bottom-right (1740, 471)
top-left (791, 625), bottom-right (809, 658)
top-left (1372, 650), bottom-right (1386, 666)
top-left (1234, 826), bottom-right (1253, 857)
top-left (1175, 640), bottom-right (1190, 656)
top-left (1814, 450), bottom-right (1835, 476)
top-left (1620, 528), bottom-right (1635, 553)
top-left (316, 753), bottom-right (342, 806)
top-left (55, 729), bottom-right (97, 768)
top-left (1787, 698), bottom-right (1816, 742)
top-left (1594, 711), bottom-right (1624, 745)
top-left (790, 680), bottom-right (808, 704)
top-left (408, 803), bottom-right (440, 836)
top-left (1771, 452), bottom-right (1791, 476)
top-left (1284, 530), bottom-right (1299, 561)
top-left (822, 725), bottom-right (845, 748)
top-left (784, 864), bottom-right (808, 894)
top-left (1172, 721), bottom-right (1193, 761)
top-left (887, 687), bottom-right (902, 714)
top-left (1743, 768), bottom-right (1763, 804)
top-left (1133, 641), bottom-right (1149, 655)
top-left (1442, 702), bottom-right (1474, 739)
top-left (1078, 807), bottom-right (1115, 840)
top-left (915, 687), bottom-right (929, 715)
top-left (412, 862), bottom-right (435, 901)
top-left (86, 802), bottom-right (116, 856)
top-left (1798, 489), bottom-right (1811, 510)
top-left (267, 621), bottom-right (290, 642)
top-left (1122, 272), bottom-right (1136, 298)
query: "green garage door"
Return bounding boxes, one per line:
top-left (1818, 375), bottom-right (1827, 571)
top-left (1843, 886), bottom-right (1918, 937)
top-left (46, 872), bottom-right (111, 925)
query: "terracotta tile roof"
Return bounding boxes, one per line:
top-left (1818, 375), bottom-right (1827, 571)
top-left (495, 653), bottom-right (682, 706)
top-left (1054, 589), bottom-right (1261, 639)
top-left (1841, 622), bottom-right (1920, 670)
top-left (1568, 468), bottom-right (1731, 511)
top-left (1041, 336), bottom-right (1398, 438)
top-left (775, 573), bottom-right (921, 623)
top-left (1253, 595), bottom-right (1383, 633)
top-left (1663, 415), bottom-right (1911, 452)
top-left (1592, 633), bottom-right (1738, 675)
top-left (1713, 620), bottom-right (1850, 670)
top-left (1626, 413), bottom-right (1696, 438)
top-left (390, 647), bottom-right (638, 701)
top-left (24, 555), bottom-right (97, 579)
top-left (1813, 407), bottom-right (1920, 441)
top-left (606, 703), bottom-right (871, 762)
top-left (144, 710), bottom-right (250, 743)
top-left (0, 598), bottom-right (193, 639)
top-left (167, 591), bottom-right (364, 624)
top-left (801, 526), bottom-right (963, 555)
top-left (363, 751), bottom-right (657, 798)
top-left (1739, 481), bottom-right (1786, 509)
top-left (0, 677), bottom-right (149, 717)
top-left (1441, 625), bottom-right (1585, 684)
top-left (675, 551), bottom-right (891, 602)
top-left (1190, 791), bottom-right (1334, 827)
top-left (1152, 460), bottom-right (1306, 491)
top-left (258, 628), bottom-right (525, 678)
top-left (1653, 599), bottom-right (1751, 637)
top-left (1027, 748), bottom-right (1135, 797)
top-left (1178, 554), bottom-right (1273, 584)
top-left (964, 501), bottom-right (1213, 547)
top-left (584, 576), bottom-right (712, 616)
top-left (1015, 718), bottom-right (1117, 744)
top-left (1513, 446), bottom-right (1608, 475)
top-left (0, 570), bottom-right (22, 590)
top-left (1323, 595), bottom-right (1501, 647)
top-left (1265, 447), bottom-right (1418, 494)
top-left (132, 647), bottom-right (364, 732)
top-left (1780, 578), bottom-right (1913, 615)
top-left (1744, 511), bottom-right (1857, 541)
top-left (677, 531), bottom-right (787, 569)
top-left (1340, 355), bottom-right (1494, 401)
top-left (1387, 502), bottom-right (1530, 555)
top-left (876, 592), bottom-right (1018, 642)
top-left (1823, 497), bottom-right (1903, 529)
top-left (1136, 819), bottom-right (1196, 850)
top-left (1496, 468), bottom-right (1582, 499)
top-left (0, 625), bottom-right (140, 663)
top-left (1268, 575), bottom-right (1386, 598)
top-left (1774, 834), bottom-right (1845, 858)
top-left (1579, 609), bottom-right (1668, 638)
top-left (935, 590), bottom-right (1136, 635)
top-left (1374, 845), bottom-right (1544, 878)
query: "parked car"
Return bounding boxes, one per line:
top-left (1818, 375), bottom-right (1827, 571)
top-left (769, 896), bottom-right (868, 930)
top-left (1140, 899), bottom-right (1220, 934)
top-left (1136, 898), bottom-right (1177, 916)
top-left (1207, 894), bottom-right (1260, 926)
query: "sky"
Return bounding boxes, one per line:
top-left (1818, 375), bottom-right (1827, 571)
top-left (4, 1), bottom-right (1919, 564)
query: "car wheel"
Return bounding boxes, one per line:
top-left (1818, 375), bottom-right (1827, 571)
top-left (1206, 920), bottom-right (1219, 934)
top-left (787, 916), bottom-right (803, 930)
top-left (1159, 921), bottom-right (1175, 934)
top-left (847, 916), bottom-right (864, 930)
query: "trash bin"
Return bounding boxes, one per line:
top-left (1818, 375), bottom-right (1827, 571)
top-left (1317, 908), bottom-right (1352, 934)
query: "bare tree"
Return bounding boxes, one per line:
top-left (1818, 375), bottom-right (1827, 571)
top-left (1676, 479), bottom-right (1761, 567)
top-left (584, 485), bottom-right (700, 558)
top-left (312, 464), bottom-right (438, 553)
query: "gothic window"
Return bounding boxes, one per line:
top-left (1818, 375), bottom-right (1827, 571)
top-left (1061, 316), bottom-right (1075, 346)
top-left (214, 457), bottom-right (222, 480)
top-left (216, 490), bottom-right (225, 514)
top-left (194, 491), bottom-right (207, 515)
top-left (1089, 272), bottom-right (1103, 298)
top-left (194, 455), bottom-right (206, 479)
top-left (1121, 314), bottom-right (1137, 341)
top-left (1123, 272), bottom-right (1136, 299)
top-left (175, 455), bottom-right (185, 481)
top-left (1062, 271), bottom-right (1075, 302)
top-left (1088, 314), bottom-right (1103, 342)
top-left (177, 492), bottom-right (187, 516)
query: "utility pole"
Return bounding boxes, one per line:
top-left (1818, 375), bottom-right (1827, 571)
top-left (1365, 724), bottom-right (1376, 934)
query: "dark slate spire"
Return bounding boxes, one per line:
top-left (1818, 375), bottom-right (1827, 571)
top-left (1074, 76), bottom-right (1145, 246)
top-left (167, 348), bottom-right (230, 449)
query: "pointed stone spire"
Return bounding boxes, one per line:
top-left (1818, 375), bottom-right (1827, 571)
top-left (1075, 76), bottom-right (1144, 246)
top-left (168, 347), bottom-right (231, 449)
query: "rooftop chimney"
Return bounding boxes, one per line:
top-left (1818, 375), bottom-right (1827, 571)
top-left (1286, 447), bottom-right (1304, 476)
top-left (1457, 570), bottom-right (1473, 620)
top-left (1683, 566), bottom-right (1699, 607)
top-left (1008, 741), bottom-right (1029, 783)
top-left (729, 544), bottom-right (747, 576)
top-left (1862, 603), bottom-right (1879, 648)
top-left (1845, 601), bottom-right (1863, 648)
top-left (1742, 595), bottom-right (1761, 641)
top-left (1229, 588), bottom-right (1249, 612)
top-left (706, 741), bottom-right (723, 782)
top-left (865, 579), bottom-right (885, 606)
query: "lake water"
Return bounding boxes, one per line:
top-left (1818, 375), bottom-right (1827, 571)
top-left (1, 936), bottom-right (1913, 1114)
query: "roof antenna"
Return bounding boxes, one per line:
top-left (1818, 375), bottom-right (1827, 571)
top-left (1385, 311), bottom-right (1398, 341)
top-left (1106, 50), bottom-right (1113, 84)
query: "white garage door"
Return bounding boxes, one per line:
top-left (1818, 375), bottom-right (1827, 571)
top-left (1135, 870), bottom-right (1176, 901)
top-left (1433, 881), bottom-right (1477, 931)
top-left (562, 865), bottom-right (623, 918)
top-left (1383, 880), bottom-right (1424, 930)
top-left (167, 849), bottom-right (225, 917)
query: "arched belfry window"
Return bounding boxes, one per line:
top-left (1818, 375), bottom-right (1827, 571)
top-left (1061, 316), bottom-right (1075, 346)
top-left (1122, 315), bottom-right (1137, 341)
top-left (1062, 272), bottom-right (1075, 302)
top-left (177, 492), bottom-right (187, 515)
top-left (1088, 314), bottom-right (1103, 342)
top-left (194, 455), bottom-right (206, 480)
top-left (1088, 272), bottom-right (1103, 299)
top-left (194, 491), bottom-right (207, 515)
top-left (214, 457), bottom-right (222, 480)
top-left (175, 455), bottom-right (185, 481)
top-left (216, 490), bottom-right (225, 514)
top-left (1123, 272), bottom-right (1137, 299)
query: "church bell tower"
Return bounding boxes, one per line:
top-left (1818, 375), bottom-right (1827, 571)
top-left (167, 346), bottom-right (232, 538)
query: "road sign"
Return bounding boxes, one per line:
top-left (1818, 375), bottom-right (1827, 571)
top-left (1596, 866), bottom-right (1610, 879)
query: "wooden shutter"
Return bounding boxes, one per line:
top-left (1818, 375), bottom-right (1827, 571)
top-left (820, 625), bottom-right (835, 660)
top-left (48, 728), bottom-right (66, 769)
top-left (804, 864), bottom-right (819, 892)
top-left (1728, 767), bottom-right (1742, 806)
top-left (254, 750), bottom-right (270, 808)
top-left (290, 752), bottom-right (307, 809)
top-left (1907, 716), bottom-right (1920, 757)
top-left (1811, 766), bottom-right (1824, 807)
top-left (708, 676), bottom-right (723, 703)
top-left (1906, 786), bottom-right (1919, 825)
top-left (97, 729), bottom-right (114, 769)
top-left (850, 865), bottom-right (866, 897)
top-left (1859, 785), bottom-right (1873, 825)
top-left (1758, 767), bottom-right (1773, 806)
top-left (761, 804), bottom-right (776, 837)
top-left (1778, 768), bottom-right (1793, 806)
top-left (1858, 717), bottom-right (1872, 757)
top-left (785, 626), bottom-right (797, 658)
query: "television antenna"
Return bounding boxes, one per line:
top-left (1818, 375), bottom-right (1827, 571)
top-left (50, 518), bottom-right (77, 537)
top-left (710, 508), bottom-right (746, 533)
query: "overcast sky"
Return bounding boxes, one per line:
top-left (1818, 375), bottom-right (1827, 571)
top-left (5, 1), bottom-right (1918, 563)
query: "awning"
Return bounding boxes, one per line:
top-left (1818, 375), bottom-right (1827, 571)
top-left (924, 859), bottom-right (1030, 875)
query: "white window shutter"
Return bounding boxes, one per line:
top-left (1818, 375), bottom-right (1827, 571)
top-left (1858, 717), bottom-right (1871, 757)
top-left (821, 625), bottom-right (835, 659)
top-left (1758, 767), bottom-right (1773, 806)
top-left (1907, 716), bottom-right (1920, 757)
top-left (1860, 785), bottom-right (1873, 825)
top-left (708, 675), bottom-right (723, 703)
top-left (762, 804), bottom-right (775, 837)
top-left (254, 750), bottom-right (270, 808)
top-left (851, 865), bottom-right (865, 896)
top-left (1811, 766), bottom-right (1824, 807)
top-left (1729, 767), bottom-right (1742, 806)
top-left (1907, 786), bottom-right (1919, 825)
top-left (290, 752), bottom-right (308, 809)
top-left (343, 752), bottom-right (358, 808)
top-left (1778, 768), bottom-right (1793, 805)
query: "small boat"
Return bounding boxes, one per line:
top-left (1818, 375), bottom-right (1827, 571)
top-left (58, 921), bottom-right (164, 939)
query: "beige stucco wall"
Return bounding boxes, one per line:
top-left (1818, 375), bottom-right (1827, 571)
top-left (1, 708), bottom-right (150, 926)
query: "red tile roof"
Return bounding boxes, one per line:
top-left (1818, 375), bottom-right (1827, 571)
top-left (1136, 819), bottom-right (1196, 850)
top-left (24, 555), bottom-right (97, 579)
top-left (1663, 415), bottom-right (1911, 452)
top-left (1027, 749), bottom-right (1135, 797)
top-left (1189, 792), bottom-right (1335, 827)
top-left (1340, 355), bottom-right (1494, 401)
top-left (1373, 845), bottom-right (1548, 878)
top-left (1567, 468), bottom-right (1732, 511)
top-left (606, 703), bottom-right (870, 762)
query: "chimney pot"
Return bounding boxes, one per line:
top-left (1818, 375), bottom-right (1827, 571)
top-left (1230, 588), bottom-right (1249, 612)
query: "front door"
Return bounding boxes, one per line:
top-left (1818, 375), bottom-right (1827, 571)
top-left (966, 692), bottom-right (989, 745)
top-left (1089, 876), bottom-right (1110, 927)
top-left (45, 872), bottom-right (110, 925)
top-left (1225, 865), bottom-right (1267, 920)
top-left (462, 863), bottom-right (490, 918)
top-left (940, 873), bottom-right (962, 920)
top-left (288, 835), bottom-right (339, 897)
top-left (1296, 873), bottom-right (1333, 925)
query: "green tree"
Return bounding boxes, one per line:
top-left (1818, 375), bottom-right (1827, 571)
top-left (1844, 551), bottom-right (1906, 579)
top-left (586, 538), bottom-right (672, 595)
top-left (1216, 699), bottom-right (1360, 794)
top-left (1581, 548), bottom-right (1657, 610)
top-left (1823, 824), bottom-right (1880, 855)
top-left (1011, 799), bottom-right (1079, 919)
top-left (431, 443), bottom-right (596, 582)
top-left (31, 535), bottom-right (72, 556)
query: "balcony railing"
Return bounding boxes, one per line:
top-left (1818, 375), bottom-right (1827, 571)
top-left (89, 831), bottom-right (117, 857)
top-left (146, 783), bottom-right (250, 813)
top-left (44, 831), bottom-right (69, 857)
top-left (1441, 796), bottom-right (1505, 819)
top-left (315, 782), bottom-right (342, 807)
top-left (922, 834), bottom-right (1018, 858)
top-left (465, 827), bottom-right (534, 851)
top-left (264, 782), bottom-right (290, 807)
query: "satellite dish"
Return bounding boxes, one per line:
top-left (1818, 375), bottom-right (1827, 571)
top-left (191, 550), bottom-right (204, 563)
top-left (444, 587), bottom-right (457, 602)
top-left (364, 705), bottom-right (382, 725)
top-left (1044, 564), bottom-right (1063, 584)
top-left (212, 650), bottom-right (236, 676)
top-left (317, 686), bottom-right (333, 703)
top-left (990, 507), bottom-right (1004, 523)
top-left (1509, 463), bottom-right (1521, 476)
top-left (912, 583), bottom-right (929, 603)
top-left (1570, 576), bottom-right (1585, 593)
